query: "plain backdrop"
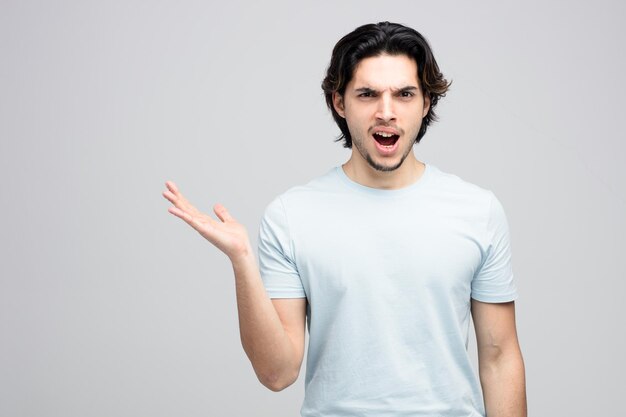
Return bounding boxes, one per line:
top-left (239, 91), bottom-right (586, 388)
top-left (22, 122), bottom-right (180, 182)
top-left (1, 0), bottom-right (625, 416)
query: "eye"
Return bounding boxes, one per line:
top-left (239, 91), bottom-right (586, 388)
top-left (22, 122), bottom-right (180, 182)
top-left (400, 91), bottom-right (414, 98)
top-left (358, 92), bottom-right (374, 98)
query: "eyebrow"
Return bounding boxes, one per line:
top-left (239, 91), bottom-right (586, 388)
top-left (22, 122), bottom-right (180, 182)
top-left (354, 86), bottom-right (419, 94)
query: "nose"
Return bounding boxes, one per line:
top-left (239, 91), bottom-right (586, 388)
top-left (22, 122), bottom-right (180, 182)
top-left (375, 92), bottom-right (396, 122)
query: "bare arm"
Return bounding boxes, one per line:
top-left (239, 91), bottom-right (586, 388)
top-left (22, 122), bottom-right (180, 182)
top-left (232, 253), bottom-right (307, 391)
top-left (471, 299), bottom-right (527, 417)
top-left (162, 181), bottom-right (306, 391)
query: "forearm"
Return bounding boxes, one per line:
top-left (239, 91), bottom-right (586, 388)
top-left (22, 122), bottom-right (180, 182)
top-left (231, 251), bottom-right (298, 391)
top-left (479, 350), bottom-right (527, 417)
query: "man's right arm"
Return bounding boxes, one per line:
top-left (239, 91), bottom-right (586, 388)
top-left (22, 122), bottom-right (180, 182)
top-left (231, 251), bottom-right (307, 392)
top-left (161, 182), bottom-right (305, 391)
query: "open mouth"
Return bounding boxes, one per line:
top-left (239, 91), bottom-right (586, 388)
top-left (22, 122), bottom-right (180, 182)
top-left (372, 132), bottom-right (399, 148)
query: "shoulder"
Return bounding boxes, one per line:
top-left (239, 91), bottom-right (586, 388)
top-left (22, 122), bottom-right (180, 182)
top-left (430, 164), bottom-right (490, 194)
top-left (263, 167), bottom-right (342, 212)
top-left (431, 166), bottom-right (512, 242)
top-left (428, 164), bottom-right (495, 209)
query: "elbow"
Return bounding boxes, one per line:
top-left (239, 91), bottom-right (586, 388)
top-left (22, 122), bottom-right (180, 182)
top-left (260, 370), bottom-right (299, 392)
top-left (264, 380), bottom-right (289, 392)
top-left (479, 337), bottom-right (523, 365)
top-left (480, 344), bottom-right (504, 364)
top-left (479, 345), bottom-right (525, 375)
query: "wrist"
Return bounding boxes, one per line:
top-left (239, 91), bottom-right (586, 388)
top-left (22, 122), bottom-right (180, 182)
top-left (230, 248), bottom-right (256, 272)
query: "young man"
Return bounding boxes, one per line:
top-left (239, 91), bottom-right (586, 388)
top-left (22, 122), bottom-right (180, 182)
top-left (163, 21), bottom-right (527, 417)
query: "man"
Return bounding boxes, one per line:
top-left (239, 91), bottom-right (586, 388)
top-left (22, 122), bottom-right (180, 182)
top-left (163, 21), bottom-right (527, 417)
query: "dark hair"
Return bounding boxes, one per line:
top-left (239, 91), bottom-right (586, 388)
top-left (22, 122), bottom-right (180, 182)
top-left (321, 21), bottom-right (452, 148)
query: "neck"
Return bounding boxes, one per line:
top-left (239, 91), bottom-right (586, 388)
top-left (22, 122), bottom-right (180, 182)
top-left (342, 154), bottom-right (425, 190)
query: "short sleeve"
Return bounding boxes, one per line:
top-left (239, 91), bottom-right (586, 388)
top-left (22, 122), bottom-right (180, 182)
top-left (257, 196), bottom-right (307, 299)
top-left (471, 191), bottom-right (519, 303)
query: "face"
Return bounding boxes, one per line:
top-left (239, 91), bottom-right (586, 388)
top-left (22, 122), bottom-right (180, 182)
top-left (333, 53), bottom-right (430, 172)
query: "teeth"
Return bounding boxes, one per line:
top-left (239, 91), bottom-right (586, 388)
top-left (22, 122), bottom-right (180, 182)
top-left (374, 132), bottom-right (395, 137)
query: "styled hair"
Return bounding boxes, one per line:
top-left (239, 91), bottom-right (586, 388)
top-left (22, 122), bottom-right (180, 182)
top-left (321, 21), bottom-right (452, 148)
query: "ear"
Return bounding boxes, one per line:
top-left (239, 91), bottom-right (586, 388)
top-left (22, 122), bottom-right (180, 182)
top-left (332, 92), bottom-right (346, 118)
top-left (422, 93), bottom-right (431, 119)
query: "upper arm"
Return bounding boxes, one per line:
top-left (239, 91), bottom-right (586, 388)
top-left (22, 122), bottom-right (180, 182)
top-left (272, 298), bottom-right (307, 374)
top-left (471, 191), bottom-right (518, 302)
top-left (471, 299), bottom-right (521, 361)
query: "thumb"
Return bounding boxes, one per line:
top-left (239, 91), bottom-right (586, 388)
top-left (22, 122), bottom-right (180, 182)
top-left (213, 203), bottom-right (235, 223)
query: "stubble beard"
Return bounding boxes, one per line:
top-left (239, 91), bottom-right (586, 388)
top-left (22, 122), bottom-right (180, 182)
top-left (353, 132), bottom-right (416, 173)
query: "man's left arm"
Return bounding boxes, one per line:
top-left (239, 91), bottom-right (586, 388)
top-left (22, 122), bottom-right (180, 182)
top-left (471, 299), bottom-right (527, 417)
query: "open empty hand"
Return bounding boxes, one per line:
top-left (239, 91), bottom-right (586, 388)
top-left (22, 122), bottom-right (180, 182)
top-left (162, 181), bottom-right (253, 261)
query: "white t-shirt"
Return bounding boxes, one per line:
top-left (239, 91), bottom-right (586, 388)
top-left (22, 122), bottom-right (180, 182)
top-left (257, 162), bottom-right (518, 417)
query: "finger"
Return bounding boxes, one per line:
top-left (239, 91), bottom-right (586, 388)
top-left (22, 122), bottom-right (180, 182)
top-left (168, 206), bottom-right (192, 223)
top-left (163, 189), bottom-right (190, 212)
top-left (169, 205), bottom-right (218, 231)
top-left (168, 206), bottom-right (205, 232)
top-left (162, 190), bottom-right (178, 204)
top-left (214, 203), bottom-right (235, 223)
top-left (165, 181), bottom-right (182, 197)
top-left (163, 185), bottom-right (197, 215)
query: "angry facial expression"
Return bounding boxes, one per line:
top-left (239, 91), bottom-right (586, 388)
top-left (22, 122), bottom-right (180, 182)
top-left (333, 53), bottom-right (431, 172)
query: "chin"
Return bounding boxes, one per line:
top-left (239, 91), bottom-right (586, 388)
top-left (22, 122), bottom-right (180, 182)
top-left (366, 156), bottom-right (405, 172)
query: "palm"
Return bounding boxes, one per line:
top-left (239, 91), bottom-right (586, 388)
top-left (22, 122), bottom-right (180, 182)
top-left (162, 181), bottom-right (252, 260)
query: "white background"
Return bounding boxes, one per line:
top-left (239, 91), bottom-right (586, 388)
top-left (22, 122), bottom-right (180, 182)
top-left (1, 0), bottom-right (624, 415)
